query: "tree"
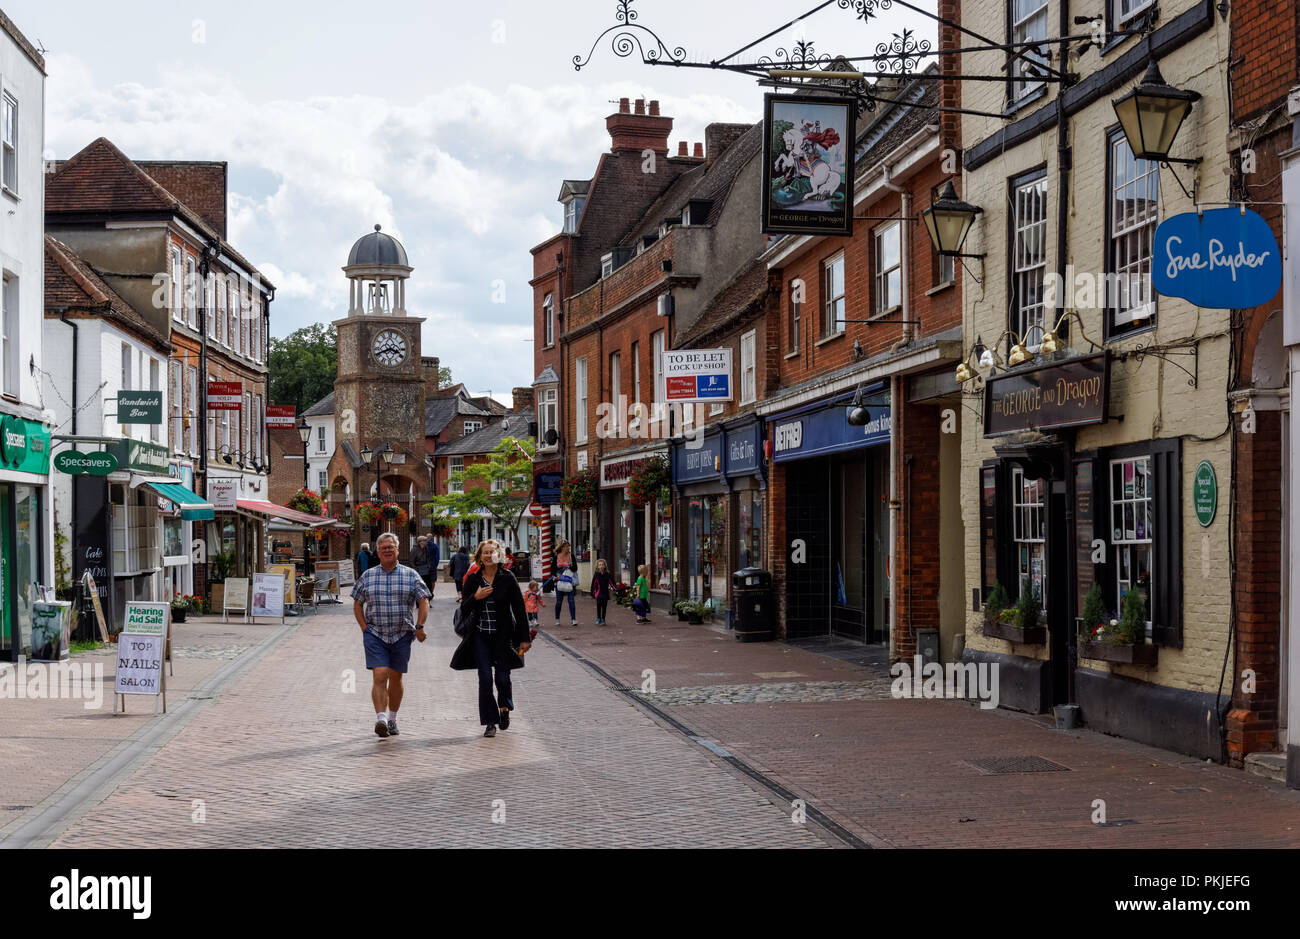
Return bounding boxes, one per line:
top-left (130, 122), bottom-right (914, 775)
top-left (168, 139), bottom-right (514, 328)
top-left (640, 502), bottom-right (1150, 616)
top-left (424, 437), bottom-right (536, 538)
top-left (268, 323), bottom-right (337, 413)
top-left (438, 366), bottom-right (453, 387)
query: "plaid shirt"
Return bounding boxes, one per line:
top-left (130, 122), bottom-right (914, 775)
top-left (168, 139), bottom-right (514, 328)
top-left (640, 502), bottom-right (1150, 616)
top-left (352, 562), bottom-right (432, 643)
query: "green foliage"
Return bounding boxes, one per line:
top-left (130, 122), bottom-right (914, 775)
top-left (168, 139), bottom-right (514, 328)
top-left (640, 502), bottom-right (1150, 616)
top-left (267, 323), bottom-right (337, 413)
top-left (984, 582), bottom-right (1010, 628)
top-left (53, 527), bottom-right (71, 591)
top-left (1082, 583), bottom-right (1108, 636)
top-left (1013, 578), bottom-right (1041, 630)
top-left (424, 436), bottom-right (537, 535)
top-left (1116, 586), bottom-right (1146, 645)
top-left (438, 366), bottom-right (453, 387)
top-left (209, 549), bottom-right (237, 583)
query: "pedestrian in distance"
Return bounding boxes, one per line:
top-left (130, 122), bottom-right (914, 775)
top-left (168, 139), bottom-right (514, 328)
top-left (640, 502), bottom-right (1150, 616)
top-left (523, 579), bottom-right (542, 640)
top-left (632, 563), bottom-right (652, 623)
top-left (426, 537), bottom-right (440, 596)
top-left (551, 541), bottom-right (578, 628)
top-left (591, 559), bottom-right (615, 626)
top-left (450, 544), bottom-right (471, 600)
top-left (412, 535), bottom-right (433, 594)
top-left (450, 539), bottom-right (532, 738)
top-left (355, 542), bottom-right (373, 578)
top-left (351, 532), bottom-right (431, 739)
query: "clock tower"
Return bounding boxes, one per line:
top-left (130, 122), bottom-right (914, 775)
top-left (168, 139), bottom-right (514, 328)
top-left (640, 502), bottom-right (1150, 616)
top-left (332, 224), bottom-right (429, 509)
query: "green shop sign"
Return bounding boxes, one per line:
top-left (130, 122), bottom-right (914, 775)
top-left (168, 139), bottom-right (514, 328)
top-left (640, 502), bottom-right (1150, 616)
top-left (54, 450), bottom-right (119, 476)
top-left (1193, 461), bottom-right (1218, 527)
top-left (106, 438), bottom-right (170, 474)
top-left (0, 415), bottom-right (51, 474)
top-left (116, 391), bottom-right (163, 425)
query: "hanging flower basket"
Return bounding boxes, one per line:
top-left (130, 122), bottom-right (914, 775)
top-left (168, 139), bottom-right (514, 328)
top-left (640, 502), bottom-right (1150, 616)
top-left (286, 488), bottom-right (324, 516)
top-left (429, 521), bottom-right (455, 538)
top-left (628, 457), bottom-right (670, 508)
top-left (561, 468), bottom-right (599, 511)
top-left (356, 502), bottom-right (407, 528)
top-left (381, 502), bottom-right (409, 526)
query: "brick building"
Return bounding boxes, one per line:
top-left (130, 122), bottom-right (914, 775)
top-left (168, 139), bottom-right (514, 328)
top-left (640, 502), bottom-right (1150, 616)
top-left (45, 137), bottom-right (275, 609)
top-left (759, 66), bottom-right (964, 656)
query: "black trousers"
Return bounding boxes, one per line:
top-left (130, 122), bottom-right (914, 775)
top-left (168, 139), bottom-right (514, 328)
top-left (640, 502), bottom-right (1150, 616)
top-left (473, 629), bottom-right (513, 726)
top-left (595, 597), bottom-right (609, 621)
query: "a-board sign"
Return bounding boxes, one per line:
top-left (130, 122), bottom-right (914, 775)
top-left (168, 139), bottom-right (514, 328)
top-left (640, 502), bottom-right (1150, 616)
top-left (314, 561), bottom-right (340, 595)
top-left (83, 572), bottom-right (109, 642)
top-left (31, 602), bottom-right (72, 662)
top-left (268, 564), bottom-right (296, 604)
top-left (251, 572), bottom-right (285, 620)
top-left (334, 560), bottom-right (355, 588)
top-left (114, 602), bottom-right (169, 700)
top-left (223, 577), bottom-right (250, 624)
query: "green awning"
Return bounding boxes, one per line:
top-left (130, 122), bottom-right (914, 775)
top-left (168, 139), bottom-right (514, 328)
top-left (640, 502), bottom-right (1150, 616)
top-left (142, 480), bottom-right (215, 521)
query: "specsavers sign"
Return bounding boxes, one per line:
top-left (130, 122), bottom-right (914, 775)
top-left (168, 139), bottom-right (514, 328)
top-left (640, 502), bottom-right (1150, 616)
top-left (0, 415), bottom-right (51, 473)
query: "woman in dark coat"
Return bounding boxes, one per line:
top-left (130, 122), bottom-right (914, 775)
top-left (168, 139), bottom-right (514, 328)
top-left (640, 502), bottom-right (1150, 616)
top-left (451, 539), bottom-right (532, 737)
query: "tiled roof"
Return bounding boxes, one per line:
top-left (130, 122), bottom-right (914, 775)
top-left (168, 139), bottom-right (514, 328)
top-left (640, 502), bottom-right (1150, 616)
top-left (44, 236), bottom-right (171, 350)
top-left (676, 259), bottom-right (770, 347)
top-left (533, 365), bottom-right (559, 385)
top-left (425, 395), bottom-right (491, 436)
top-left (619, 122), bottom-right (761, 247)
top-left (436, 408), bottom-right (535, 456)
top-left (135, 161), bottom-right (228, 238)
top-left (303, 391), bottom-right (336, 417)
top-left (46, 138), bottom-right (273, 290)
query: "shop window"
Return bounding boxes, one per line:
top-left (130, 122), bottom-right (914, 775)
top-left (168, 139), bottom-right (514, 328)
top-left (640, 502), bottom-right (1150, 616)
top-left (738, 490), bottom-right (764, 571)
top-left (1108, 129), bottom-right (1159, 334)
top-left (655, 498), bottom-right (672, 590)
top-left (112, 486), bottom-right (160, 575)
top-left (1010, 170), bottom-right (1047, 346)
top-left (1012, 467), bottom-right (1046, 604)
top-left (1110, 455), bottom-right (1154, 638)
top-left (571, 511), bottom-right (591, 563)
top-left (163, 518), bottom-right (185, 559)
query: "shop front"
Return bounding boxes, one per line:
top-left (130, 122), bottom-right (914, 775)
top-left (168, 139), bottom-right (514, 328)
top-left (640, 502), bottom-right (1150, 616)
top-left (0, 415), bottom-right (53, 660)
top-left (671, 420), bottom-right (765, 622)
top-left (768, 386), bottom-right (891, 643)
top-left (93, 438), bottom-right (212, 630)
top-left (598, 449), bottom-right (668, 592)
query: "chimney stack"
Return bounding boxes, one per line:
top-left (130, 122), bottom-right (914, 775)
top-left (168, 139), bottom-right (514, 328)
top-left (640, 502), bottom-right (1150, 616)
top-left (705, 123), bottom-right (752, 167)
top-left (608, 98), bottom-right (673, 154)
top-left (511, 386), bottom-right (535, 414)
top-left (677, 141), bottom-right (688, 156)
top-left (693, 142), bottom-right (703, 158)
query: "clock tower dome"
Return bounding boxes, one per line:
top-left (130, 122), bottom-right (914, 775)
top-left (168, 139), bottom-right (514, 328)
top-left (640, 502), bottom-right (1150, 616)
top-left (332, 224), bottom-right (429, 511)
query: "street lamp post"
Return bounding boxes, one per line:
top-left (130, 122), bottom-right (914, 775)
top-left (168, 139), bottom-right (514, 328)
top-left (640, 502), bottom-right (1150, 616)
top-left (298, 417), bottom-right (313, 574)
top-left (359, 443), bottom-right (394, 540)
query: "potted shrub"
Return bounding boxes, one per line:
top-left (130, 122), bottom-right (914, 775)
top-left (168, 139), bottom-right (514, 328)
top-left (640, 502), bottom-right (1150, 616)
top-left (674, 599), bottom-right (691, 621)
top-left (208, 549), bottom-right (236, 612)
top-left (983, 580), bottom-right (1046, 644)
top-left (1081, 585), bottom-right (1157, 666)
top-left (685, 601), bottom-right (706, 625)
top-left (170, 595), bottom-right (193, 623)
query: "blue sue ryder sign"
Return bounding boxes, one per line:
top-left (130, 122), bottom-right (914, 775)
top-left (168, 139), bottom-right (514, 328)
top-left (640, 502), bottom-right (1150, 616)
top-left (1152, 207), bottom-right (1281, 308)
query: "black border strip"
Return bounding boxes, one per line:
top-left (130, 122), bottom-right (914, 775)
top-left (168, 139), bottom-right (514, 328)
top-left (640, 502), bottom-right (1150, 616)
top-left (965, 0), bottom-right (1215, 171)
top-left (539, 631), bottom-right (874, 849)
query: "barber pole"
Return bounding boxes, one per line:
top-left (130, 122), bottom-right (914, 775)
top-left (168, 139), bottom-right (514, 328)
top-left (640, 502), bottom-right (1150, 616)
top-left (530, 501), bottom-right (551, 576)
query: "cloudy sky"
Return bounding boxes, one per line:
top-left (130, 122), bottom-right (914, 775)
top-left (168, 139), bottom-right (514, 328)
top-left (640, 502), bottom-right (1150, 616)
top-left (6, 0), bottom-right (935, 401)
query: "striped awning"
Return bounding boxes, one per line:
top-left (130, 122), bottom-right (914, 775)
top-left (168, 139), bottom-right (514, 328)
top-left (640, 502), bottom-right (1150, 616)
top-left (135, 478), bottom-right (215, 521)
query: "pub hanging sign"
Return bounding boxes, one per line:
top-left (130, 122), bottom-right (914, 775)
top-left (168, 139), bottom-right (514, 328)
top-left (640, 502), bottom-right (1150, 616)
top-left (984, 353), bottom-right (1109, 438)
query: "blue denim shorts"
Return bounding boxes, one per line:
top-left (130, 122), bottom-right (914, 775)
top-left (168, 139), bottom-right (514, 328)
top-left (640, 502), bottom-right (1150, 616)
top-left (363, 630), bottom-right (414, 672)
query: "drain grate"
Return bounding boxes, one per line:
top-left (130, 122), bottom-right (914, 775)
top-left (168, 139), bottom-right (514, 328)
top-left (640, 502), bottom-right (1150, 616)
top-left (966, 755), bottom-right (1071, 775)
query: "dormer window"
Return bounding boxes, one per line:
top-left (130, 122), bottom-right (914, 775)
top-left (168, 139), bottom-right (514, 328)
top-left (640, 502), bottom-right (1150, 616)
top-left (564, 196), bottom-right (585, 233)
top-left (602, 253), bottom-right (615, 278)
top-left (682, 200), bottom-right (712, 226)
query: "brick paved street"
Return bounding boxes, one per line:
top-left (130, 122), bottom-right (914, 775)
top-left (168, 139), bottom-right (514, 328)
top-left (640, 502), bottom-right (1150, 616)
top-left (14, 598), bottom-right (820, 849)
top-left (5, 590), bottom-right (1299, 849)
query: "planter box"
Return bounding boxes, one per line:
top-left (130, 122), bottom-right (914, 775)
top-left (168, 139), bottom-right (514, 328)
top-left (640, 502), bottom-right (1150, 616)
top-left (982, 619), bottom-right (1047, 644)
top-left (1081, 640), bottom-right (1158, 666)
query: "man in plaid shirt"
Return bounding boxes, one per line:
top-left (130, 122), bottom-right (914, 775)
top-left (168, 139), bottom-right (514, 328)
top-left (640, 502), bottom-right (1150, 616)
top-left (352, 532), bottom-right (431, 738)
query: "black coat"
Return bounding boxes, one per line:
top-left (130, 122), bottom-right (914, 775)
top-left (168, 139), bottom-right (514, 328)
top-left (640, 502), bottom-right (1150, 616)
top-left (449, 551), bottom-right (471, 583)
top-left (450, 568), bottom-right (530, 671)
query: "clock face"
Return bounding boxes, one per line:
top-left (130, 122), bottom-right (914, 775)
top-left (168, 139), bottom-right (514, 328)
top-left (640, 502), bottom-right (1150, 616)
top-left (372, 329), bottom-right (408, 367)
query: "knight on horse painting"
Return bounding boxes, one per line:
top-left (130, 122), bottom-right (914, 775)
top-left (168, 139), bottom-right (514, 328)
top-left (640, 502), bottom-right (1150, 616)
top-left (773, 119), bottom-right (844, 205)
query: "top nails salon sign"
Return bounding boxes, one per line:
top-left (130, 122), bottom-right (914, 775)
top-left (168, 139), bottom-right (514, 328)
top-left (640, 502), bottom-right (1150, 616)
top-left (1152, 208), bottom-right (1281, 309)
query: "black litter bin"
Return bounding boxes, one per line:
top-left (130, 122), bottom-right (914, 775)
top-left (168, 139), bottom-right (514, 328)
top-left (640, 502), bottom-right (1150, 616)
top-left (732, 568), bottom-right (773, 642)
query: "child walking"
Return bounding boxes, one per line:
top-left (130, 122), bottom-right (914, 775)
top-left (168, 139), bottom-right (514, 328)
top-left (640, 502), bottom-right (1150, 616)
top-left (523, 579), bottom-right (542, 640)
top-left (591, 560), bottom-right (615, 625)
top-left (632, 564), bottom-right (652, 623)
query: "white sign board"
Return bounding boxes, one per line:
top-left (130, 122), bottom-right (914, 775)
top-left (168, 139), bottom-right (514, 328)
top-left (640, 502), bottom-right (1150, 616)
top-left (223, 577), bottom-right (250, 623)
top-left (335, 559), bottom-right (355, 587)
top-left (115, 602), bottom-right (169, 706)
top-left (251, 572), bottom-right (285, 620)
top-left (662, 349), bottom-right (733, 403)
top-left (208, 477), bottom-right (239, 510)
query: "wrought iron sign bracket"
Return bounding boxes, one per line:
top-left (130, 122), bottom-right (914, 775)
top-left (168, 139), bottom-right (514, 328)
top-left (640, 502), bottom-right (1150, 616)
top-left (1115, 341), bottom-right (1198, 388)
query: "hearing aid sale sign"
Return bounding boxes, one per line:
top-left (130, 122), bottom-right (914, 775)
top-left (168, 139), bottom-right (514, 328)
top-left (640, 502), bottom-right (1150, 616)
top-left (663, 350), bottom-right (732, 402)
top-left (1152, 208), bottom-right (1281, 308)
